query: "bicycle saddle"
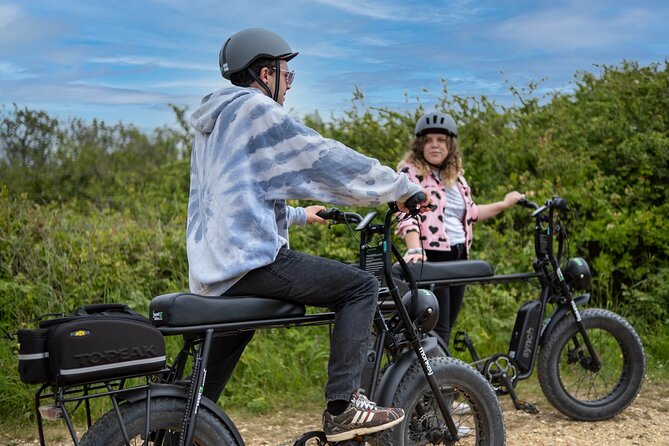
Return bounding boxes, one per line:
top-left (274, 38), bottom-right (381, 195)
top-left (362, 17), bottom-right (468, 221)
top-left (149, 292), bottom-right (306, 327)
top-left (393, 259), bottom-right (494, 282)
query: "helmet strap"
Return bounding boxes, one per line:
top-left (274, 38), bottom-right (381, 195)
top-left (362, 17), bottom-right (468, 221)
top-left (248, 67), bottom-right (273, 99)
top-left (247, 59), bottom-right (281, 103)
top-left (272, 59), bottom-right (280, 102)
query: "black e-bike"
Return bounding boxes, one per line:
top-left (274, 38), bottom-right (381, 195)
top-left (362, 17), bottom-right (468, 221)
top-left (394, 196), bottom-right (646, 421)
top-left (24, 195), bottom-right (505, 446)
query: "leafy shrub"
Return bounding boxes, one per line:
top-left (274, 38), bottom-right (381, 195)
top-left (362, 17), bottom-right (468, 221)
top-left (1, 61), bottom-right (668, 424)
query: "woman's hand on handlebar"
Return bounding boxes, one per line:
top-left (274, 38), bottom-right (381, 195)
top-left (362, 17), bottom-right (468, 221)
top-left (504, 191), bottom-right (526, 208)
top-left (305, 205), bottom-right (328, 225)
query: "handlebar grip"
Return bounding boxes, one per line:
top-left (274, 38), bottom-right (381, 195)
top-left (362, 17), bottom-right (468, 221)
top-left (404, 191), bottom-right (427, 212)
top-left (551, 196), bottom-right (569, 211)
top-left (517, 198), bottom-right (539, 210)
top-left (316, 208), bottom-right (340, 220)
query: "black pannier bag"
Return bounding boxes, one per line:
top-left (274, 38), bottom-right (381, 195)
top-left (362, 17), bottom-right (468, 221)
top-left (18, 303), bottom-right (166, 386)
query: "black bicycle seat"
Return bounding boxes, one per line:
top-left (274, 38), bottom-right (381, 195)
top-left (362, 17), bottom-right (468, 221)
top-left (149, 292), bottom-right (306, 327)
top-left (393, 259), bottom-right (494, 282)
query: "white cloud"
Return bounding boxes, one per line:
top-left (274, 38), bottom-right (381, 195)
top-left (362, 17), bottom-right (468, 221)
top-left (0, 3), bottom-right (21, 28)
top-left (9, 81), bottom-right (174, 105)
top-left (358, 36), bottom-right (395, 47)
top-left (0, 3), bottom-right (66, 51)
top-left (89, 56), bottom-right (213, 71)
top-left (491, 6), bottom-right (656, 51)
top-left (0, 62), bottom-right (37, 80)
top-left (312, 0), bottom-right (440, 22)
top-left (150, 78), bottom-right (221, 90)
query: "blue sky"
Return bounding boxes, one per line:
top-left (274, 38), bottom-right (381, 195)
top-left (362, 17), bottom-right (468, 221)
top-left (1, 0), bottom-right (668, 131)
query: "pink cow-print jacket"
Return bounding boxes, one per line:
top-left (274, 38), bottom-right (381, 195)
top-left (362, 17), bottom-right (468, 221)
top-left (396, 163), bottom-right (480, 253)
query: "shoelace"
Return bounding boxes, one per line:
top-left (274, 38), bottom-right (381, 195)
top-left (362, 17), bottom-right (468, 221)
top-left (351, 392), bottom-right (377, 410)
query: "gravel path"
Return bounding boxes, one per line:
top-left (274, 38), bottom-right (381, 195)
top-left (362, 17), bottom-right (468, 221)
top-left (234, 378), bottom-right (669, 446)
top-left (5, 378), bottom-right (668, 445)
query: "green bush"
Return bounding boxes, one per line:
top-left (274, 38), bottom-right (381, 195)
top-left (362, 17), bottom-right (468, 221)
top-left (1, 60), bottom-right (668, 425)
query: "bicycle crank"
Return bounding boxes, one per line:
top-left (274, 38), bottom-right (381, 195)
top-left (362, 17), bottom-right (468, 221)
top-left (483, 354), bottom-right (539, 414)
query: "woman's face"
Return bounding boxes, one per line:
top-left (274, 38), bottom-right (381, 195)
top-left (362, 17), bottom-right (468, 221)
top-left (422, 132), bottom-right (449, 166)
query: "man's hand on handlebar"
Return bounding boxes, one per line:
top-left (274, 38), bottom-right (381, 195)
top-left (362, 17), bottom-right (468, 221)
top-left (398, 189), bottom-right (432, 214)
top-left (305, 205), bottom-right (328, 225)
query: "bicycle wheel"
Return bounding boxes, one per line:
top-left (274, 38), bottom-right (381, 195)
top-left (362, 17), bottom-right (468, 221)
top-left (384, 356), bottom-right (505, 445)
top-left (537, 308), bottom-right (645, 421)
top-left (80, 397), bottom-right (240, 445)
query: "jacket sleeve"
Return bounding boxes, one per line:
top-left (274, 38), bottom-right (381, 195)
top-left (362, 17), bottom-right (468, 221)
top-left (257, 104), bottom-right (421, 207)
top-left (286, 205), bottom-right (307, 227)
top-left (395, 164), bottom-right (421, 237)
top-left (458, 176), bottom-right (480, 222)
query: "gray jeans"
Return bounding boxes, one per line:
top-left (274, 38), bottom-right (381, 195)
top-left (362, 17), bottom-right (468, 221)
top-left (203, 247), bottom-right (379, 403)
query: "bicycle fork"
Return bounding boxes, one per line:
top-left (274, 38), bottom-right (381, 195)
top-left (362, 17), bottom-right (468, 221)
top-left (388, 245), bottom-right (460, 442)
top-left (556, 264), bottom-right (601, 372)
top-left (565, 297), bottom-right (602, 371)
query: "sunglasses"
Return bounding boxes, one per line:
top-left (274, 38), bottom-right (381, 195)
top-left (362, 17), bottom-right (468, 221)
top-left (274, 68), bottom-right (295, 86)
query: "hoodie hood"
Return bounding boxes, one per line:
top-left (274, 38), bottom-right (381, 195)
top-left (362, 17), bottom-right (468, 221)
top-left (190, 86), bottom-right (257, 134)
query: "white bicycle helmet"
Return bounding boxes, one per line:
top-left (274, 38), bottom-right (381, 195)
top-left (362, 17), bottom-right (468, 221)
top-left (414, 111), bottom-right (458, 137)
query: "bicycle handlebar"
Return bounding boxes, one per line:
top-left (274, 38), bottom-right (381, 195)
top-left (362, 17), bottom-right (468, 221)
top-left (517, 198), bottom-right (539, 210)
top-left (550, 196), bottom-right (569, 211)
top-left (518, 196), bottom-right (570, 217)
top-left (316, 208), bottom-right (363, 224)
top-left (316, 191), bottom-right (428, 225)
top-left (404, 191), bottom-right (427, 214)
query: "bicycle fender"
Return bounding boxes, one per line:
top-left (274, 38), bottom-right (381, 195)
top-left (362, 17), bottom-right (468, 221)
top-left (373, 336), bottom-right (441, 407)
top-left (539, 293), bottom-right (590, 347)
top-left (117, 383), bottom-right (245, 445)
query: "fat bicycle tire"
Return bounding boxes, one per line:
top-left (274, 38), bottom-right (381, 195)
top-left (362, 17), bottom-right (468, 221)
top-left (79, 397), bottom-right (240, 445)
top-left (384, 356), bottom-right (505, 445)
top-left (537, 308), bottom-right (645, 421)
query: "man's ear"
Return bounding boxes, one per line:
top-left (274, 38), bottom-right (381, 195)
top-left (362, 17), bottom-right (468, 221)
top-left (258, 66), bottom-right (271, 82)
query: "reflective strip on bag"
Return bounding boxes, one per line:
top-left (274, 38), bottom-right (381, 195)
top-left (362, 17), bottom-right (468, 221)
top-left (59, 356), bottom-right (166, 376)
top-left (19, 352), bottom-right (50, 360)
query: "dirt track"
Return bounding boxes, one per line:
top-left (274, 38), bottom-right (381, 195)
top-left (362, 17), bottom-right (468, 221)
top-left (6, 378), bottom-right (668, 445)
top-left (232, 377), bottom-right (669, 446)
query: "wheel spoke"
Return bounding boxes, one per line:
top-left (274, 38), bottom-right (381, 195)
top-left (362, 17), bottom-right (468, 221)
top-left (558, 327), bottom-right (624, 402)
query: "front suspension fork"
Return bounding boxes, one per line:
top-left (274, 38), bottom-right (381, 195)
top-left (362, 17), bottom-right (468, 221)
top-left (564, 293), bottom-right (601, 372)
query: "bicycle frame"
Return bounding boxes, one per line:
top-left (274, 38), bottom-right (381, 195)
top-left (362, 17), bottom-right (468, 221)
top-left (399, 196), bottom-right (601, 412)
top-left (153, 203), bottom-right (459, 444)
top-left (30, 200), bottom-right (463, 445)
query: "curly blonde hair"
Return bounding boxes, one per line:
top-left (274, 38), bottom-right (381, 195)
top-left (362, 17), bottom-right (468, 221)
top-left (398, 134), bottom-right (463, 186)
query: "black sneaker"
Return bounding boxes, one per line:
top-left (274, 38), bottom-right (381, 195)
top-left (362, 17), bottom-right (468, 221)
top-left (323, 391), bottom-right (405, 442)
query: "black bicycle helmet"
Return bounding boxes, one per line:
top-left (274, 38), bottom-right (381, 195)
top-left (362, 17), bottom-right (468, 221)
top-left (563, 257), bottom-right (592, 291)
top-left (414, 111), bottom-right (458, 137)
top-left (401, 289), bottom-right (440, 333)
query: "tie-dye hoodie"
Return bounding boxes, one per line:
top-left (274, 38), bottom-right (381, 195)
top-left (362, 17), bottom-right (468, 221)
top-left (187, 86), bottom-right (422, 295)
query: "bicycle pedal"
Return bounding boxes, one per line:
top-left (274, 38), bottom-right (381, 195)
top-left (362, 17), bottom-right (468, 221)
top-left (515, 400), bottom-right (539, 414)
top-left (453, 331), bottom-right (468, 352)
top-left (38, 405), bottom-right (63, 420)
top-left (290, 431), bottom-right (330, 446)
top-left (291, 431), bottom-right (327, 446)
